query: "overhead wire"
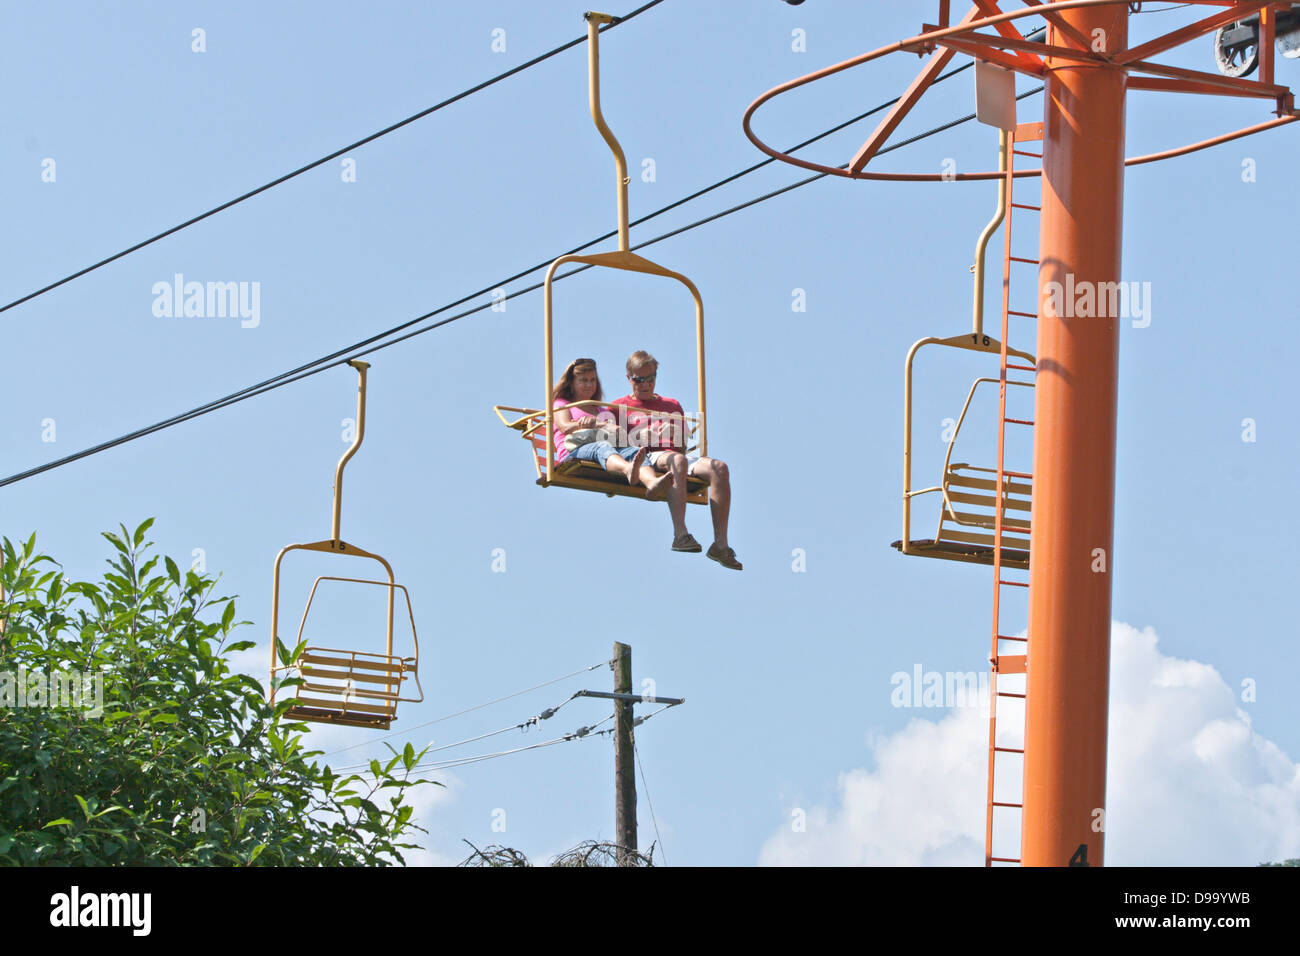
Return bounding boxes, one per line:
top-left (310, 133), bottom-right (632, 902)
top-left (633, 734), bottom-right (666, 866)
top-left (321, 658), bottom-right (609, 757)
top-left (1, 31), bottom-right (1050, 489)
top-left (364, 699), bottom-right (680, 776)
top-left (402, 714), bottom-right (615, 774)
top-left (0, 0), bottom-right (667, 317)
top-left (329, 689), bottom-right (587, 774)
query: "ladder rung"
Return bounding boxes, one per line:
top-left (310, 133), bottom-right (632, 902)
top-left (998, 691), bottom-right (1026, 699)
top-left (1011, 202), bottom-right (1041, 211)
top-left (1003, 469), bottom-right (1032, 479)
top-left (1004, 417), bottom-right (1035, 426)
top-left (991, 856), bottom-right (1022, 863)
top-left (999, 579), bottom-right (1029, 588)
top-left (1008, 310), bottom-right (1037, 319)
top-left (992, 801), bottom-right (1024, 808)
top-left (1006, 362), bottom-right (1036, 371)
top-left (995, 746), bottom-right (1025, 754)
top-left (1009, 256), bottom-right (1040, 265)
top-left (1012, 149), bottom-right (1041, 158)
top-left (997, 634), bottom-right (1027, 642)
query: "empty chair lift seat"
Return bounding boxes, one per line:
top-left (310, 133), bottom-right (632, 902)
top-left (893, 463), bottom-right (1031, 569)
top-left (285, 646), bottom-right (417, 731)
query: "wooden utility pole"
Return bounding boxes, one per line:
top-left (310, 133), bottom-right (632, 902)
top-left (573, 650), bottom-right (682, 867)
top-left (612, 641), bottom-right (636, 865)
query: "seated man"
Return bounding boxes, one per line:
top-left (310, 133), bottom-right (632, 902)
top-left (612, 349), bottom-right (741, 570)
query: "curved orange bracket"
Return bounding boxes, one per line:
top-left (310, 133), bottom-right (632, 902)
top-left (742, 0), bottom-right (1297, 183)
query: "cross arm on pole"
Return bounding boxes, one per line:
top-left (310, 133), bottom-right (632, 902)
top-left (575, 689), bottom-right (686, 706)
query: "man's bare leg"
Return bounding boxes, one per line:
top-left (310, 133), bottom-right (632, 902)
top-left (690, 457), bottom-right (731, 551)
top-left (663, 453), bottom-right (690, 539)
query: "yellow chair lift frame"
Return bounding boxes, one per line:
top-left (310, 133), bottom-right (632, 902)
top-left (269, 360), bottom-right (422, 730)
top-left (894, 133), bottom-right (1035, 570)
top-left (494, 11), bottom-right (708, 505)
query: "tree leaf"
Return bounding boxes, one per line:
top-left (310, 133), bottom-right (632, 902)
top-left (132, 517), bottom-right (156, 548)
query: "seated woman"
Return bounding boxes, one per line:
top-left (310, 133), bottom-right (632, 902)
top-left (553, 358), bottom-right (670, 498)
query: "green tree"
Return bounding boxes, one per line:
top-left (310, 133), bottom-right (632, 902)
top-left (0, 520), bottom-right (438, 865)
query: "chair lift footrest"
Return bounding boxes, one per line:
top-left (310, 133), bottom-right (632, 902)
top-left (891, 538), bottom-right (1030, 570)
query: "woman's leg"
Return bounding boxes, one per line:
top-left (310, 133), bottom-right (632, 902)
top-left (569, 442), bottom-right (613, 467)
top-left (614, 446), bottom-right (668, 488)
top-left (640, 454), bottom-right (674, 500)
top-left (617, 447), bottom-right (671, 496)
top-left (580, 442), bottom-right (655, 484)
top-left (605, 445), bottom-right (648, 481)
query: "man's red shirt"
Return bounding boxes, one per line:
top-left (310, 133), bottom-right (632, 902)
top-left (611, 394), bottom-right (688, 452)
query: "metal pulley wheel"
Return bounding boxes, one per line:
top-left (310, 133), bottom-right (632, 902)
top-left (1215, 21), bottom-right (1260, 77)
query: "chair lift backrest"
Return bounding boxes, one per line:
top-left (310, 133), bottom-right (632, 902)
top-left (932, 377), bottom-right (1033, 563)
top-left (283, 572), bottom-right (422, 727)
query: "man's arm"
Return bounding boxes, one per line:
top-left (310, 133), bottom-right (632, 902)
top-left (609, 396), bottom-right (636, 446)
top-left (653, 398), bottom-right (688, 452)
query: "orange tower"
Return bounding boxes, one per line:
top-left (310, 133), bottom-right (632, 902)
top-left (744, 1), bottom-right (1297, 866)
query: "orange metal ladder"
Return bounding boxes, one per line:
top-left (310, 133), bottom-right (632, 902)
top-left (985, 122), bottom-right (1042, 867)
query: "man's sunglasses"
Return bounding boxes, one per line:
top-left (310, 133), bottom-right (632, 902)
top-left (629, 374), bottom-right (656, 383)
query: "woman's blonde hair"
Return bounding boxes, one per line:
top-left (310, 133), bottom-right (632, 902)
top-left (555, 358), bottom-right (604, 402)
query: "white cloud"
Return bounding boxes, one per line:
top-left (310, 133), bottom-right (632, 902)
top-left (759, 622), bottom-right (1300, 866)
top-left (398, 771), bottom-right (462, 867)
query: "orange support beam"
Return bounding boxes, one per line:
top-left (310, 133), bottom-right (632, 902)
top-left (1019, 0), bottom-right (1098, 51)
top-left (850, 5), bottom-right (980, 173)
top-left (1117, 3), bottom-right (1271, 65)
top-left (1022, 3), bottom-right (1129, 869)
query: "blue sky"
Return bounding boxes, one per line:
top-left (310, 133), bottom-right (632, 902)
top-left (4, 1), bottom-right (1299, 865)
